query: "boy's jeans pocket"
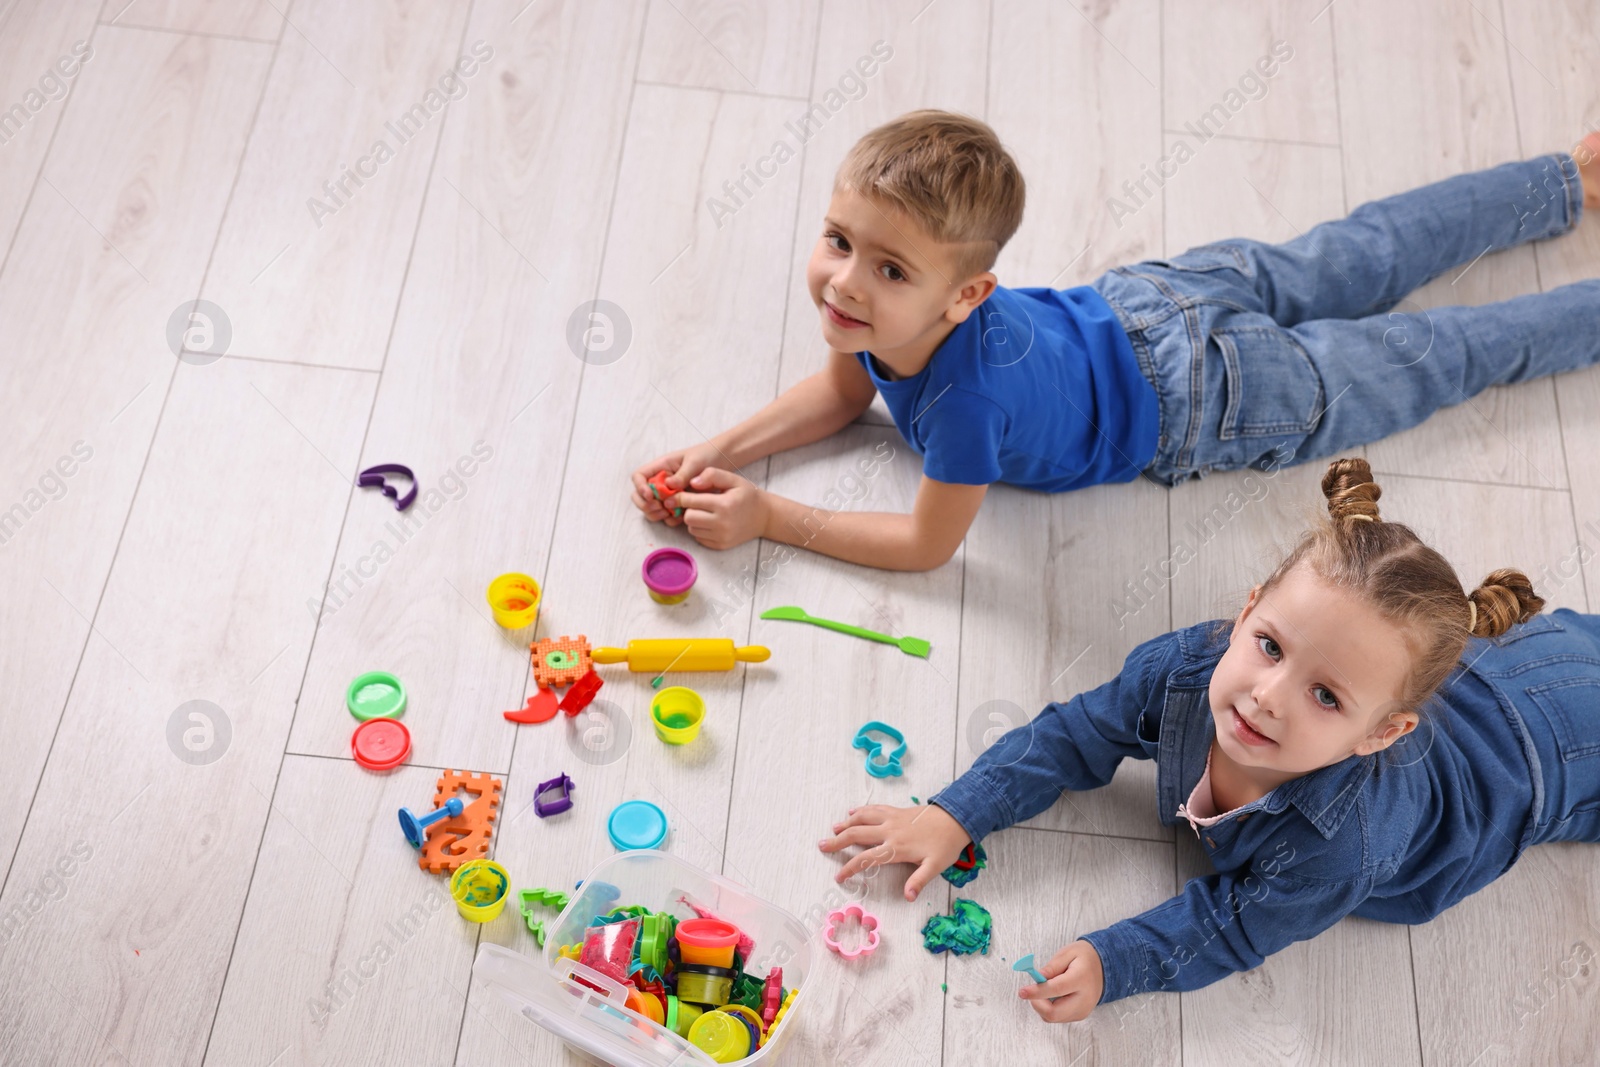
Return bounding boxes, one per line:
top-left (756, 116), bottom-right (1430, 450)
top-left (1212, 321), bottom-right (1326, 440)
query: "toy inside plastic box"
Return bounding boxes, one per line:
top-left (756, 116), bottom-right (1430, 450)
top-left (474, 849), bottom-right (812, 1066)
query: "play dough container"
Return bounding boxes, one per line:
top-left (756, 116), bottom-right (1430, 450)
top-left (486, 572), bottom-right (541, 629)
top-left (350, 717), bottom-right (411, 771)
top-left (608, 800), bottom-right (669, 852)
top-left (626, 988), bottom-right (665, 1025)
top-left (650, 687), bottom-right (706, 745)
top-left (473, 850), bottom-right (812, 1066)
top-left (687, 1009), bottom-right (751, 1062)
top-left (451, 859), bottom-right (510, 922)
top-left (666, 996), bottom-right (702, 1038)
top-left (675, 918), bottom-right (740, 968)
top-left (641, 548), bottom-right (697, 604)
top-left (346, 670), bottom-right (406, 720)
top-left (674, 965), bottom-right (734, 1006)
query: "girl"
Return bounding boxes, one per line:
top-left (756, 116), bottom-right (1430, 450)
top-left (818, 457), bottom-right (1599, 1022)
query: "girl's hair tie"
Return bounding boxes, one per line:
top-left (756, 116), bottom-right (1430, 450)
top-left (1347, 513), bottom-right (1376, 523)
top-left (1466, 599), bottom-right (1478, 633)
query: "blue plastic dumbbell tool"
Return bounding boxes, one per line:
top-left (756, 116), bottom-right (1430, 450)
top-left (398, 796), bottom-right (465, 848)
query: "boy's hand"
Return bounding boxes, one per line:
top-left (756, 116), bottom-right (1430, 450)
top-left (630, 444), bottom-right (727, 527)
top-left (673, 468), bottom-right (767, 550)
top-left (817, 803), bottom-right (971, 901)
top-left (1020, 941), bottom-right (1104, 1023)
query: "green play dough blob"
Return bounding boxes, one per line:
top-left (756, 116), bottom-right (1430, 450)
top-left (921, 898), bottom-right (992, 957)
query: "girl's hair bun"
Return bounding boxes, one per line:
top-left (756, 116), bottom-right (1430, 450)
top-left (1467, 569), bottom-right (1545, 638)
top-left (1321, 457), bottom-right (1382, 524)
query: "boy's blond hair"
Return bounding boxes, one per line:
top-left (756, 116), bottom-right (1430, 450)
top-left (836, 110), bottom-right (1024, 281)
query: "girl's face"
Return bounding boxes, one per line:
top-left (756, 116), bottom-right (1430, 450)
top-left (1209, 564), bottom-right (1419, 780)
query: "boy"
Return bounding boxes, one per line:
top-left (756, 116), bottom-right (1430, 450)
top-left (631, 111), bottom-right (1600, 571)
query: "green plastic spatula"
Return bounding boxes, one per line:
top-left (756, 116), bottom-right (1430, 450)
top-left (759, 605), bottom-right (932, 658)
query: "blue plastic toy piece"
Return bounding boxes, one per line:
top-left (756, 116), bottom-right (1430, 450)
top-left (851, 721), bottom-right (906, 778)
top-left (1012, 953), bottom-right (1048, 984)
top-left (397, 796), bottom-right (464, 848)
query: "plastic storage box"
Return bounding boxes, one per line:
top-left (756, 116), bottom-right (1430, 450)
top-left (474, 850), bottom-right (812, 1066)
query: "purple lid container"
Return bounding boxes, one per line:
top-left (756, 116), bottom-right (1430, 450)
top-left (642, 547), bottom-right (698, 597)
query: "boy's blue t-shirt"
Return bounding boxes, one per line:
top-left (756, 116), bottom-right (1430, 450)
top-left (854, 284), bottom-right (1159, 492)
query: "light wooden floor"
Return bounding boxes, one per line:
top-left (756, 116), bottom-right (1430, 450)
top-left (0, 0), bottom-right (1596, 1064)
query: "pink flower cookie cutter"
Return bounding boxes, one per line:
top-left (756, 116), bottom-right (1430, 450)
top-left (823, 902), bottom-right (881, 960)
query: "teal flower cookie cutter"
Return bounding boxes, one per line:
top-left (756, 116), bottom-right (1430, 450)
top-left (851, 721), bottom-right (906, 778)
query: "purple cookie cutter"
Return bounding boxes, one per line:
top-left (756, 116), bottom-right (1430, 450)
top-left (534, 772), bottom-right (575, 818)
top-left (358, 463), bottom-right (417, 511)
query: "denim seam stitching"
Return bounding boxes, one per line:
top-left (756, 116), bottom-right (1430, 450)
top-left (1555, 151), bottom-right (1583, 231)
top-left (1485, 651), bottom-right (1600, 677)
top-left (1175, 306), bottom-right (1203, 470)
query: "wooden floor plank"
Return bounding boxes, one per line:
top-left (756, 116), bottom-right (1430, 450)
top-left (100, 0), bottom-right (284, 41)
top-left (0, 356), bottom-right (373, 1065)
top-left (1336, 0), bottom-right (1567, 490)
top-left (636, 0), bottom-right (820, 98)
top-left (989, 0), bottom-right (1162, 287)
top-left (1162, 0), bottom-right (1339, 147)
top-left (1161, 136), bottom-right (1344, 254)
top-left (1555, 364), bottom-right (1600, 612)
top-left (1411, 841), bottom-right (1600, 1066)
top-left (0, 0), bottom-right (101, 261)
top-left (284, 0), bottom-right (648, 774)
top-left (0, 22), bottom-right (271, 902)
top-left (198, 0), bottom-right (474, 370)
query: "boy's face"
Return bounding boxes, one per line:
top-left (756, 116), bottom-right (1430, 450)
top-left (1208, 565), bottom-right (1418, 783)
top-left (806, 184), bottom-right (994, 370)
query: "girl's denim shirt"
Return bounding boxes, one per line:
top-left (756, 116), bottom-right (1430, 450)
top-left (930, 613), bottom-right (1594, 1004)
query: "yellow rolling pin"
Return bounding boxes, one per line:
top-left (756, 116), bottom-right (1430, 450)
top-left (592, 639), bottom-right (770, 673)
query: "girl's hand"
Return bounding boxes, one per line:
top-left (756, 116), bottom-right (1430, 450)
top-left (630, 444), bottom-right (726, 527)
top-left (673, 468), bottom-right (768, 551)
top-left (1019, 940), bottom-right (1104, 1023)
top-left (817, 803), bottom-right (971, 901)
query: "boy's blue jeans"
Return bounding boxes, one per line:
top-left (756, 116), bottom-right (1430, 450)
top-left (1090, 154), bottom-right (1594, 483)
